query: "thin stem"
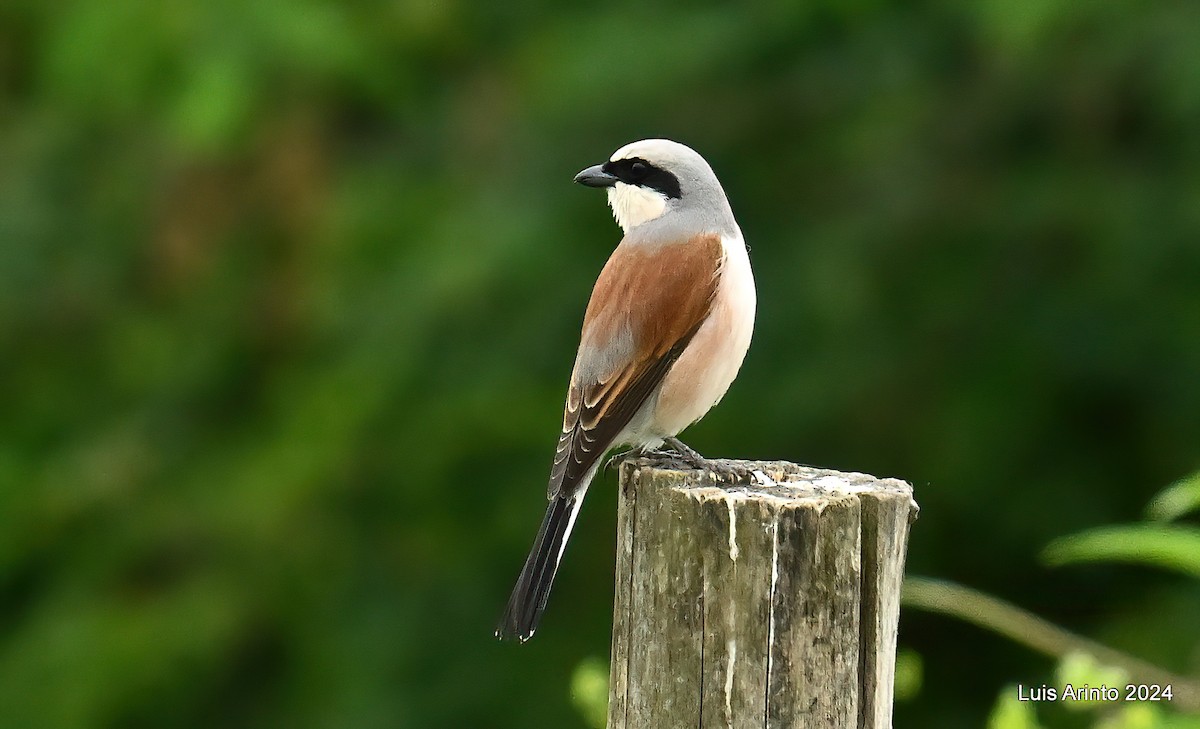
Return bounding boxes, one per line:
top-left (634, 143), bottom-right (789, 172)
top-left (902, 576), bottom-right (1200, 712)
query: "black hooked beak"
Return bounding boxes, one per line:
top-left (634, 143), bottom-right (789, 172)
top-left (573, 164), bottom-right (618, 188)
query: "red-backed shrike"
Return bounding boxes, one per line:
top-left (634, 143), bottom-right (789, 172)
top-left (496, 139), bottom-right (756, 642)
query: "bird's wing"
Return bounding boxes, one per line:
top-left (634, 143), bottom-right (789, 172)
top-left (548, 233), bottom-right (724, 499)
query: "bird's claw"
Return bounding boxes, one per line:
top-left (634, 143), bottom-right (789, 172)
top-left (604, 448), bottom-right (638, 472)
top-left (661, 436), bottom-right (707, 468)
top-left (607, 438), bottom-right (758, 484)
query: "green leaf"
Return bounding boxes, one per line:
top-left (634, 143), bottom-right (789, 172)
top-left (169, 53), bottom-right (255, 153)
top-left (1095, 703), bottom-right (1167, 729)
top-left (1158, 714), bottom-right (1200, 729)
top-left (1146, 472), bottom-right (1200, 522)
top-left (894, 648), bottom-right (924, 702)
top-left (1055, 651), bottom-right (1127, 712)
top-left (1056, 651), bottom-right (1128, 691)
top-left (1043, 525), bottom-right (1200, 578)
top-left (988, 686), bottom-right (1044, 729)
top-left (570, 657), bottom-right (608, 729)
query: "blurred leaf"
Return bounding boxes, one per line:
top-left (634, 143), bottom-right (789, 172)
top-left (976, 0), bottom-right (1077, 54)
top-left (1094, 703), bottom-right (1163, 729)
top-left (1043, 526), bottom-right (1200, 577)
top-left (1056, 651), bottom-right (1128, 691)
top-left (170, 53), bottom-right (255, 152)
top-left (569, 657), bottom-right (608, 729)
top-left (1055, 651), bottom-right (1127, 712)
top-left (1157, 713), bottom-right (1200, 729)
top-left (894, 648), bottom-right (923, 702)
top-left (1146, 472), bottom-right (1200, 523)
top-left (988, 687), bottom-right (1044, 729)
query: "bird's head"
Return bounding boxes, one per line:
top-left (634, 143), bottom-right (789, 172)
top-left (573, 139), bottom-right (731, 234)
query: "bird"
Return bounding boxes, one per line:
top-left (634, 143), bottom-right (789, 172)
top-left (495, 139), bottom-right (756, 642)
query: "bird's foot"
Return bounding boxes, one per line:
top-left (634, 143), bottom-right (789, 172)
top-left (659, 437), bottom-right (762, 484)
top-left (663, 436), bottom-right (706, 465)
top-left (609, 438), bottom-right (706, 471)
top-left (617, 438), bottom-right (762, 485)
top-left (704, 460), bottom-right (763, 484)
top-left (604, 447), bottom-right (642, 472)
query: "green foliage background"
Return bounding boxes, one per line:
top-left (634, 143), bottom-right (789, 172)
top-left (2, 0), bottom-right (1198, 726)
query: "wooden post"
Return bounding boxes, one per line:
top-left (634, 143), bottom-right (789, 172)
top-left (606, 458), bottom-right (917, 729)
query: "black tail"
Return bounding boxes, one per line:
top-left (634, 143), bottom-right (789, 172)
top-left (496, 495), bottom-right (580, 642)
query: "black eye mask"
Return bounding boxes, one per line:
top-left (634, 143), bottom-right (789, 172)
top-left (601, 157), bottom-right (682, 199)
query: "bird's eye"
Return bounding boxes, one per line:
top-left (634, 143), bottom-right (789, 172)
top-left (630, 161), bottom-right (649, 179)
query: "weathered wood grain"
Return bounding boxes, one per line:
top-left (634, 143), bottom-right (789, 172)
top-left (606, 458), bottom-right (917, 729)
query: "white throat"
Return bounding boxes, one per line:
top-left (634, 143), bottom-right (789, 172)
top-left (606, 182), bottom-right (667, 232)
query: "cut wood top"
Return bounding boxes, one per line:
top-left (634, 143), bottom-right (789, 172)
top-left (618, 456), bottom-right (918, 515)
